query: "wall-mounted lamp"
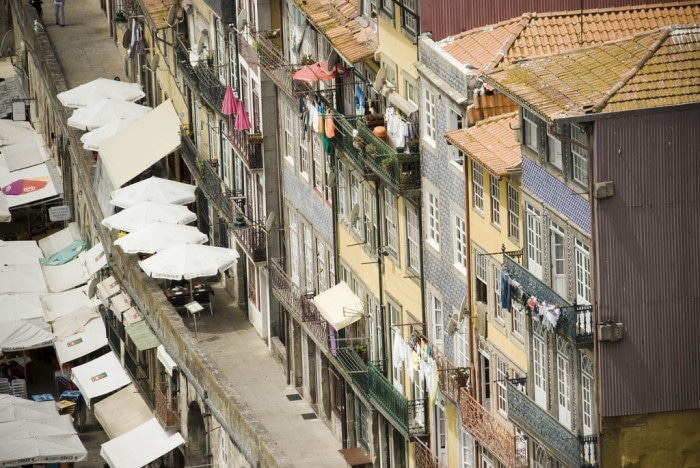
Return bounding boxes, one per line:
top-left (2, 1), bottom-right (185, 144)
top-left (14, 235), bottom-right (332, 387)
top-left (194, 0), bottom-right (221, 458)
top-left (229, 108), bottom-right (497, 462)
top-left (113, 11), bottom-right (128, 23)
top-left (230, 214), bottom-right (248, 230)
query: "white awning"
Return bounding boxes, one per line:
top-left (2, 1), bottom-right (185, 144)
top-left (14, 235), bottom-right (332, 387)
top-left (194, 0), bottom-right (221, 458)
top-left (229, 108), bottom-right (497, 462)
top-left (82, 242), bottom-right (107, 276)
top-left (54, 318), bottom-right (107, 367)
top-left (95, 275), bottom-right (120, 306)
top-left (0, 294), bottom-right (44, 321)
top-left (0, 263), bottom-right (47, 294)
top-left (94, 384), bottom-right (152, 439)
top-left (40, 285), bottom-right (95, 322)
top-left (71, 352), bottom-right (130, 408)
top-left (99, 100), bottom-right (181, 188)
top-left (0, 133), bottom-right (49, 171)
top-left (0, 240), bottom-right (43, 264)
top-left (38, 222), bottom-right (81, 257)
top-left (41, 258), bottom-right (89, 293)
top-left (100, 418), bottom-right (185, 468)
top-left (0, 320), bottom-right (55, 354)
top-left (0, 161), bottom-right (61, 209)
top-left (157, 345), bottom-right (177, 376)
top-left (51, 305), bottom-right (100, 339)
top-left (311, 281), bottom-right (364, 330)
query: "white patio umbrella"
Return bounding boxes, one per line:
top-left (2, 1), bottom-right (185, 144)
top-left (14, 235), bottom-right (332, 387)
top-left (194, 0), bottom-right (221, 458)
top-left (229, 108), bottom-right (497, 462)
top-left (0, 263), bottom-right (48, 294)
top-left (138, 244), bottom-right (239, 281)
top-left (0, 320), bottom-right (55, 353)
top-left (0, 294), bottom-right (45, 322)
top-left (114, 222), bottom-right (208, 254)
top-left (79, 118), bottom-right (138, 152)
top-left (57, 78), bottom-right (145, 108)
top-left (101, 201), bottom-right (196, 232)
top-left (0, 240), bottom-right (43, 265)
top-left (109, 176), bottom-right (197, 209)
top-left (67, 98), bottom-right (151, 131)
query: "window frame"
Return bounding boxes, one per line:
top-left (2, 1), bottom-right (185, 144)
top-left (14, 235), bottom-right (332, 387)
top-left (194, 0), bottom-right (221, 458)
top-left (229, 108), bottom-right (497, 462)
top-left (525, 203), bottom-right (543, 278)
top-left (426, 191), bottom-right (440, 251)
top-left (423, 87), bottom-right (437, 144)
top-left (430, 293), bottom-right (443, 351)
top-left (507, 183), bottom-right (520, 241)
top-left (490, 175), bottom-right (501, 228)
top-left (405, 202), bottom-right (420, 275)
top-left (384, 189), bottom-right (398, 255)
top-left (453, 213), bottom-right (467, 275)
top-left (522, 108), bottom-right (539, 153)
top-left (401, 0), bottom-right (419, 36)
top-left (571, 124), bottom-right (589, 186)
top-left (575, 238), bottom-right (591, 304)
top-left (472, 161), bottom-right (484, 214)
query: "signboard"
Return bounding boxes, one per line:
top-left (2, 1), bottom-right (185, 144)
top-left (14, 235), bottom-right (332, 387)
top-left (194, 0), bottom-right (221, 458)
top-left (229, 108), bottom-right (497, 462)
top-left (49, 205), bottom-right (72, 221)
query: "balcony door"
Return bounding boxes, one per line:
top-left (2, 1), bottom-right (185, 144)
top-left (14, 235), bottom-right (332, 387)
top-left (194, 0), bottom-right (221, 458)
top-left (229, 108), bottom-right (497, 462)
top-left (532, 322), bottom-right (547, 408)
top-left (556, 337), bottom-right (572, 429)
top-left (526, 204), bottom-right (543, 278)
top-left (435, 398), bottom-right (447, 463)
top-left (550, 222), bottom-right (566, 297)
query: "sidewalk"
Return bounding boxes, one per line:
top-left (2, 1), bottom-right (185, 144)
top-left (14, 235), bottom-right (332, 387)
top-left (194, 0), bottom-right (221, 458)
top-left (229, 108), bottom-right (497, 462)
top-left (42, 1), bottom-right (347, 466)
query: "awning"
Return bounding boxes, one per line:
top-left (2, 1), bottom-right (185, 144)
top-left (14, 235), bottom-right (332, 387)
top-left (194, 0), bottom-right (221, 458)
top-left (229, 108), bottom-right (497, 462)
top-left (0, 161), bottom-right (61, 209)
top-left (54, 318), bottom-right (107, 367)
top-left (110, 292), bottom-right (131, 321)
top-left (100, 418), bottom-right (185, 468)
top-left (0, 294), bottom-right (44, 321)
top-left (82, 242), bottom-right (107, 276)
top-left (40, 285), bottom-right (95, 322)
top-left (41, 257), bottom-right (89, 293)
top-left (125, 320), bottom-right (159, 351)
top-left (292, 61), bottom-right (346, 82)
top-left (0, 320), bottom-right (55, 354)
top-left (0, 239), bottom-right (43, 264)
top-left (94, 384), bottom-right (152, 439)
top-left (0, 263), bottom-right (47, 294)
top-left (0, 59), bottom-right (24, 119)
top-left (95, 275), bottom-right (120, 306)
top-left (37, 222), bottom-right (81, 257)
top-left (51, 305), bottom-right (100, 339)
top-left (99, 100), bottom-right (181, 188)
top-left (157, 345), bottom-right (177, 376)
top-left (311, 281), bottom-right (364, 330)
top-left (0, 133), bottom-right (49, 172)
top-left (71, 352), bottom-right (131, 408)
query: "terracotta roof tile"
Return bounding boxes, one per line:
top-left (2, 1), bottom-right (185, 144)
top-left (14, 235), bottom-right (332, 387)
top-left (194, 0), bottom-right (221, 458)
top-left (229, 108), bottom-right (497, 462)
top-left (439, 2), bottom-right (700, 73)
top-left (445, 112), bottom-right (521, 177)
top-left (483, 26), bottom-right (700, 120)
top-left (140, 0), bottom-right (181, 30)
top-left (292, 0), bottom-right (377, 64)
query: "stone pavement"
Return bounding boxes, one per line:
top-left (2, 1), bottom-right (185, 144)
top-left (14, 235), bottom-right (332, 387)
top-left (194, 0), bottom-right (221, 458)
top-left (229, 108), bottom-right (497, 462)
top-left (39, 1), bottom-right (347, 466)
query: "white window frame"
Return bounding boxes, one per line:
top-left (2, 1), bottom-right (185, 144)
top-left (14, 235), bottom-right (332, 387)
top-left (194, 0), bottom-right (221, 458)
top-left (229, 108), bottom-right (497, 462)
top-left (575, 239), bottom-right (591, 304)
top-left (472, 161), bottom-right (484, 214)
top-left (389, 303), bottom-right (404, 392)
top-left (493, 265), bottom-right (505, 322)
top-left (214, 19), bottom-right (226, 83)
top-left (511, 301), bottom-right (524, 337)
top-left (533, 322), bottom-right (547, 408)
top-left (312, 134), bottom-right (324, 192)
top-left (557, 337), bottom-right (572, 429)
top-left (423, 87), bottom-right (437, 144)
top-left (430, 293), bottom-right (443, 351)
top-left (288, 208), bottom-right (300, 287)
top-left (350, 172), bottom-right (361, 233)
top-left (219, 120), bottom-right (231, 186)
top-left (436, 397), bottom-right (447, 463)
top-left (454, 320), bottom-right (469, 367)
top-left (426, 191), bottom-right (440, 251)
top-left (460, 425), bottom-right (474, 468)
top-left (406, 202), bottom-right (420, 274)
top-left (384, 189), bottom-right (398, 254)
top-left (581, 354), bottom-right (594, 436)
top-left (547, 132), bottom-right (563, 169)
top-left (303, 223), bottom-right (314, 294)
top-left (507, 183), bottom-right (520, 240)
top-left (453, 214), bottom-right (467, 275)
top-left (496, 356), bottom-right (508, 415)
top-left (526, 203), bottom-right (543, 278)
top-left (404, 76), bottom-right (418, 105)
top-left (448, 107), bottom-right (464, 166)
top-left (337, 160), bottom-right (347, 222)
top-left (299, 131), bottom-right (310, 179)
top-left (550, 221), bottom-right (566, 297)
top-left (362, 183), bottom-right (377, 252)
top-left (571, 124), bottom-right (589, 186)
top-left (283, 104), bottom-right (295, 164)
top-left (490, 175), bottom-right (501, 228)
top-left (522, 109), bottom-right (539, 152)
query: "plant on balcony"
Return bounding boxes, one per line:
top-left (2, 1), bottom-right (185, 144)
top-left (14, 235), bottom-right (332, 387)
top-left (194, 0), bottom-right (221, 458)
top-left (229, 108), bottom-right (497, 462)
top-left (353, 344), bottom-right (368, 363)
top-left (407, 138), bottom-right (420, 154)
top-left (353, 136), bottom-right (365, 150)
top-left (449, 367), bottom-right (470, 388)
top-left (247, 133), bottom-right (263, 144)
top-left (301, 54), bottom-right (315, 65)
top-left (381, 155), bottom-right (395, 173)
top-left (365, 143), bottom-right (378, 159)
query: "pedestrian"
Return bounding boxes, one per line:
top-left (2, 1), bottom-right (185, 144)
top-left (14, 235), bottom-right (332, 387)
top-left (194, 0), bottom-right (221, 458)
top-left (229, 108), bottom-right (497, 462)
top-left (28, 0), bottom-right (43, 18)
top-left (53, 0), bottom-right (65, 26)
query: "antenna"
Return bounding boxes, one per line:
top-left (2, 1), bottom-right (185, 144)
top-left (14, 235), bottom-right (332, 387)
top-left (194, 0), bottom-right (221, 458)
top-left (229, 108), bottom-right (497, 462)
top-left (0, 30), bottom-right (14, 57)
top-left (236, 8), bottom-right (248, 32)
top-left (447, 312), bottom-right (460, 337)
top-left (350, 204), bottom-right (360, 226)
top-left (265, 211), bottom-right (277, 232)
top-left (327, 51), bottom-right (339, 71)
top-left (166, 4), bottom-right (179, 27)
top-left (122, 28), bottom-right (132, 49)
top-left (372, 67), bottom-right (386, 93)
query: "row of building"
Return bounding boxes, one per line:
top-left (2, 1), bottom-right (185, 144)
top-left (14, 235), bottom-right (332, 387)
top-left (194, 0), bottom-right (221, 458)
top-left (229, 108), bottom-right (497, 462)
top-left (7, 0), bottom-right (700, 466)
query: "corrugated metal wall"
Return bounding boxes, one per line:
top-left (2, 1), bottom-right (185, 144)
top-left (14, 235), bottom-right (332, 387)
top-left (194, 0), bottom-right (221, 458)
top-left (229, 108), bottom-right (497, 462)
top-left (420, 0), bottom-right (683, 41)
top-left (593, 105), bottom-right (700, 417)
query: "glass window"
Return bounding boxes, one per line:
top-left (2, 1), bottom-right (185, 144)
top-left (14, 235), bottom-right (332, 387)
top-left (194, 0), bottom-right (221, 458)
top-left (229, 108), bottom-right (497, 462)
top-left (526, 204), bottom-right (542, 278)
top-left (493, 265), bottom-right (504, 322)
top-left (522, 109), bottom-right (539, 152)
top-left (430, 294), bottom-right (443, 350)
top-left (380, 0), bottom-right (393, 17)
top-left (426, 191), bottom-right (440, 249)
top-left (507, 184), bottom-right (520, 240)
top-left (454, 321), bottom-right (469, 367)
top-left (312, 135), bottom-right (324, 193)
top-left (550, 222), bottom-right (566, 297)
top-left (363, 184), bottom-right (377, 252)
top-left (453, 214), bottom-right (467, 275)
top-left (404, 77), bottom-right (417, 105)
top-left (512, 302), bottom-right (524, 337)
top-left (581, 355), bottom-right (594, 435)
top-left (533, 323), bottom-right (547, 408)
top-left (358, 401), bottom-right (369, 449)
top-left (496, 357), bottom-right (508, 414)
top-left (423, 87), bottom-right (436, 143)
top-left (288, 208), bottom-right (299, 287)
top-left (472, 161), bottom-right (484, 214)
top-left (402, 0), bottom-right (418, 35)
top-left (215, 19), bottom-right (226, 83)
top-left (571, 124), bottom-right (589, 186)
top-left (460, 427), bottom-right (474, 468)
top-left (448, 108), bottom-right (463, 166)
top-left (303, 223), bottom-right (314, 294)
top-left (406, 203), bottom-right (420, 273)
top-left (575, 239), bottom-right (591, 304)
top-left (299, 131), bottom-right (310, 178)
top-left (283, 104), bottom-right (294, 163)
top-left (384, 189), bottom-right (398, 254)
top-left (557, 337), bottom-right (571, 429)
top-left (547, 132), bottom-right (563, 169)
top-left (337, 160), bottom-right (347, 221)
top-left (474, 250), bottom-right (487, 303)
top-left (350, 172), bottom-right (361, 232)
top-left (490, 175), bottom-right (500, 228)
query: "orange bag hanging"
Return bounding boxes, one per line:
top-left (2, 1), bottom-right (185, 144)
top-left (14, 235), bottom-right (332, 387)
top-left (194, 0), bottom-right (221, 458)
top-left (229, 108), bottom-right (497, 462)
top-left (324, 113), bottom-right (335, 138)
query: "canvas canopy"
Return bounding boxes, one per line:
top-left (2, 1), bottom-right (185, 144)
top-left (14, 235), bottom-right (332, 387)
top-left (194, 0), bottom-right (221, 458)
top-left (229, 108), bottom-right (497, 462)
top-left (311, 281), bottom-right (365, 330)
top-left (41, 257), bottom-right (90, 293)
top-left (100, 418), bottom-right (184, 468)
top-left (94, 383), bottom-right (152, 439)
top-left (0, 320), bottom-right (55, 353)
top-left (0, 263), bottom-right (47, 294)
top-left (38, 222), bottom-right (81, 257)
top-left (54, 318), bottom-right (107, 367)
top-left (40, 285), bottom-right (95, 322)
top-left (71, 352), bottom-right (131, 407)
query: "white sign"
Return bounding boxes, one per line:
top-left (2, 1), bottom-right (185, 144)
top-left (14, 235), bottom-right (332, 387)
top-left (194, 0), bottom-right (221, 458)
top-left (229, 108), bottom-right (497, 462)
top-left (49, 205), bottom-right (72, 221)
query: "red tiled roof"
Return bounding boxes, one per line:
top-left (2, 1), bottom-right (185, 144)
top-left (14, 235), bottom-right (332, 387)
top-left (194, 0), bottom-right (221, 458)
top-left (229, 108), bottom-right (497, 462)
top-left (292, 0), bottom-right (378, 64)
top-left (441, 2), bottom-right (700, 73)
top-left (483, 26), bottom-right (700, 119)
top-left (445, 112), bottom-right (521, 177)
top-left (140, 0), bottom-right (181, 30)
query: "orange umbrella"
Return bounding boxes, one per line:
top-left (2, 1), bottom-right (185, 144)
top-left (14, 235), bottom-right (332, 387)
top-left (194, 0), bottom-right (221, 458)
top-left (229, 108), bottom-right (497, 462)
top-left (292, 61), bottom-right (345, 82)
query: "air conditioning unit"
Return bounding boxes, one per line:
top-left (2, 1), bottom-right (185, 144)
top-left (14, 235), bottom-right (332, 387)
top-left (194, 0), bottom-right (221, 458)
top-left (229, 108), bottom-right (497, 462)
top-left (598, 322), bottom-right (624, 342)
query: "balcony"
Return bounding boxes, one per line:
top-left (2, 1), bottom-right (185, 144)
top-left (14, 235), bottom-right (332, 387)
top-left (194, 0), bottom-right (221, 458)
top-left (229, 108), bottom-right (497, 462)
top-left (175, 39), bottom-right (226, 117)
top-left (432, 345), bottom-right (470, 405)
top-left (227, 130), bottom-right (263, 171)
top-left (506, 381), bottom-right (580, 467)
top-left (414, 437), bottom-right (446, 468)
top-left (251, 30), bottom-right (312, 99)
top-left (460, 388), bottom-right (516, 467)
top-left (336, 116), bottom-right (421, 194)
top-left (154, 383), bottom-right (179, 429)
top-left (368, 363), bottom-right (428, 438)
top-left (180, 135), bottom-right (267, 263)
top-left (269, 259), bottom-right (303, 322)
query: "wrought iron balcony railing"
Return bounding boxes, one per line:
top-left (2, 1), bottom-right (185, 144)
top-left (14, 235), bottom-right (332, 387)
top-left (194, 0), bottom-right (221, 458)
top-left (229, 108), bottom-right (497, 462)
top-left (581, 434), bottom-right (598, 468)
top-left (155, 383), bottom-right (180, 429)
top-left (506, 381), bottom-right (581, 467)
top-left (180, 134), bottom-right (267, 263)
top-left (269, 259), bottom-right (303, 322)
top-left (414, 437), bottom-right (446, 468)
top-left (251, 30), bottom-right (312, 98)
top-left (226, 130), bottom-right (263, 171)
top-left (431, 343), bottom-right (470, 405)
top-left (460, 388), bottom-right (517, 467)
top-left (336, 116), bottom-right (421, 193)
top-left (175, 39), bottom-right (226, 116)
top-left (574, 304), bottom-right (594, 347)
top-left (369, 363), bottom-right (428, 438)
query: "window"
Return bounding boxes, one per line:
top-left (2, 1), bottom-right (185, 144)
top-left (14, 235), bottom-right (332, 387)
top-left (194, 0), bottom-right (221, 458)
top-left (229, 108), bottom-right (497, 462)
top-left (219, 120), bottom-right (230, 185)
top-left (460, 427), bottom-right (474, 468)
top-left (337, 160), bottom-right (347, 221)
top-left (423, 87), bottom-right (437, 143)
top-left (550, 222), bottom-right (566, 296)
top-left (316, 240), bottom-right (327, 293)
top-left (303, 224), bottom-right (314, 294)
top-left (496, 357), bottom-right (508, 414)
top-left (402, 0), bottom-right (418, 35)
top-left (453, 214), bottom-right (467, 274)
top-left (227, 30), bottom-right (238, 88)
top-left (557, 337), bottom-right (571, 429)
top-left (507, 184), bottom-right (520, 240)
top-left (581, 355), bottom-right (594, 435)
top-left (382, 60), bottom-right (398, 88)
top-left (426, 191), bottom-right (440, 250)
top-left (406, 203), bottom-right (420, 273)
top-left (490, 175), bottom-right (500, 228)
top-left (493, 266), bottom-right (504, 322)
top-left (247, 259), bottom-right (257, 307)
top-left (522, 109), bottom-right (539, 152)
top-left (380, 0), bottom-right (393, 17)
top-left (533, 321), bottom-right (547, 408)
top-left (526, 203), bottom-right (543, 278)
top-left (430, 293), bottom-right (443, 350)
top-left (358, 401), bottom-right (369, 449)
top-left (547, 132), bottom-right (562, 169)
top-left (571, 124), bottom-right (589, 186)
top-left (363, 184), bottom-right (377, 252)
top-left (474, 251), bottom-right (487, 303)
top-left (312, 135), bottom-right (324, 193)
top-left (384, 189), bottom-right (398, 254)
top-left (215, 19), bottom-right (226, 83)
top-left (350, 172), bottom-right (361, 232)
top-left (454, 320), bottom-right (469, 367)
top-left (404, 77), bottom-right (417, 105)
top-left (412, 358), bottom-right (426, 427)
top-left (299, 131), bottom-right (310, 178)
top-left (436, 398), bottom-right (447, 463)
top-left (472, 161), bottom-right (484, 214)
top-left (283, 104), bottom-right (294, 163)
top-left (512, 302), bottom-right (524, 337)
top-left (575, 239), bottom-right (591, 304)
top-left (389, 302), bottom-right (404, 391)
top-left (448, 108), bottom-right (464, 166)
top-left (288, 208), bottom-right (300, 287)
top-left (208, 122), bottom-right (216, 161)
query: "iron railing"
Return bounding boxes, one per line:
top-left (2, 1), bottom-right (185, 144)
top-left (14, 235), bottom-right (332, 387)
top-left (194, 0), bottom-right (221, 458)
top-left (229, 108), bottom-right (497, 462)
top-left (414, 437), bottom-right (446, 468)
top-left (460, 388), bottom-right (516, 467)
top-left (575, 305), bottom-right (594, 347)
top-left (154, 382), bottom-right (180, 429)
top-left (506, 381), bottom-right (580, 467)
top-left (431, 342), bottom-right (470, 405)
top-left (336, 116), bottom-right (421, 193)
top-left (269, 259), bottom-right (303, 321)
top-left (175, 38), bottom-right (226, 115)
top-left (251, 30), bottom-right (312, 98)
top-left (368, 363), bottom-right (428, 438)
top-left (580, 434), bottom-right (598, 467)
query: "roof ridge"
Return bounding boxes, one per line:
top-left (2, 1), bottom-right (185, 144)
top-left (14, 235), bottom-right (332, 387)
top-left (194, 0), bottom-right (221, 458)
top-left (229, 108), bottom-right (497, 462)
top-left (482, 14), bottom-right (534, 73)
top-left (534, 0), bottom-right (700, 19)
top-left (591, 27), bottom-right (673, 113)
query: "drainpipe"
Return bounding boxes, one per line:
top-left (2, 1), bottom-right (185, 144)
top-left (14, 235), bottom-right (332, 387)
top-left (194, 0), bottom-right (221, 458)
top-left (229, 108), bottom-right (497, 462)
top-left (374, 182), bottom-right (386, 370)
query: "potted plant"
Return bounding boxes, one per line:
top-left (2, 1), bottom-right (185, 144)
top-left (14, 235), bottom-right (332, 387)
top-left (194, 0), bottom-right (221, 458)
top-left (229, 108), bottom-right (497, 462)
top-left (365, 143), bottom-right (378, 159)
top-left (353, 136), bottom-right (365, 150)
top-left (407, 138), bottom-right (420, 153)
top-left (353, 344), bottom-right (368, 363)
top-left (382, 156), bottom-right (395, 173)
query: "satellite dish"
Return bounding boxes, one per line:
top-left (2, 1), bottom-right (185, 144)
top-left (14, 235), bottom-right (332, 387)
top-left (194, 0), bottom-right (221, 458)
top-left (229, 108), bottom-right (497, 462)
top-left (447, 312), bottom-right (459, 337)
top-left (373, 67), bottom-right (386, 93)
top-left (166, 4), bottom-right (179, 27)
top-left (122, 29), bottom-right (132, 49)
top-left (327, 51), bottom-right (339, 71)
top-left (0, 30), bottom-right (14, 57)
top-left (236, 8), bottom-right (248, 32)
top-left (265, 211), bottom-right (277, 232)
top-left (459, 295), bottom-right (469, 321)
top-left (196, 34), bottom-right (207, 55)
top-left (328, 170), bottom-right (337, 187)
top-left (350, 204), bottom-right (360, 226)
top-left (151, 54), bottom-right (160, 70)
top-left (87, 277), bottom-right (99, 298)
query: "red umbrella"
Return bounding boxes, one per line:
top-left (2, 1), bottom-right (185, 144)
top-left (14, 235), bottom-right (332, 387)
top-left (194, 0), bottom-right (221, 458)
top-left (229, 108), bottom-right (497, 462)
top-left (292, 61), bottom-right (345, 82)
top-left (233, 99), bottom-right (251, 131)
top-left (221, 84), bottom-right (236, 115)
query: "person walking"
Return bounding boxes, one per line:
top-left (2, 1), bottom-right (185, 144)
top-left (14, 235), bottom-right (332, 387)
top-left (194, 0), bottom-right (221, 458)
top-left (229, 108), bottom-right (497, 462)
top-left (53, 0), bottom-right (65, 26)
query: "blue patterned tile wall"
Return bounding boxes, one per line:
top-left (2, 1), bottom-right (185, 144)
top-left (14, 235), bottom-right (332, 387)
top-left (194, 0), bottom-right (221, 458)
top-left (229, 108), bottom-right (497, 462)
top-left (283, 164), bottom-right (334, 245)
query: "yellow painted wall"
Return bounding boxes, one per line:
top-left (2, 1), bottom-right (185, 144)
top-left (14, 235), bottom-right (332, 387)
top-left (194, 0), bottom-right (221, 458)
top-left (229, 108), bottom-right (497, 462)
top-left (486, 326), bottom-right (527, 371)
top-left (447, 403), bottom-right (460, 468)
top-left (377, 13), bottom-right (418, 94)
top-left (602, 409), bottom-right (700, 467)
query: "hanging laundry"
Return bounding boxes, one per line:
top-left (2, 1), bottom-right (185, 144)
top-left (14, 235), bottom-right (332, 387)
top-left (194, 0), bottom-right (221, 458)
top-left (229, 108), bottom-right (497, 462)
top-left (324, 111), bottom-right (335, 138)
top-left (329, 325), bottom-right (338, 356)
top-left (411, 350), bottom-right (420, 372)
top-left (354, 84), bottom-right (366, 115)
top-left (542, 303), bottom-right (561, 332)
top-left (500, 269), bottom-right (511, 311)
top-left (392, 330), bottom-right (406, 368)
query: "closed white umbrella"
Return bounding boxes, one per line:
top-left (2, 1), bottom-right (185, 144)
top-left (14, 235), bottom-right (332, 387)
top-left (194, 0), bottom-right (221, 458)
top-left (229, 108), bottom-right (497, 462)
top-left (109, 176), bottom-right (197, 209)
top-left (67, 98), bottom-right (151, 131)
top-left (79, 118), bottom-right (138, 152)
top-left (114, 222), bottom-right (208, 254)
top-left (138, 244), bottom-right (239, 281)
top-left (0, 320), bottom-right (55, 353)
top-left (0, 240), bottom-right (43, 265)
top-left (57, 78), bottom-right (145, 108)
top-left (101, 201), bottom-right (196, 232)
